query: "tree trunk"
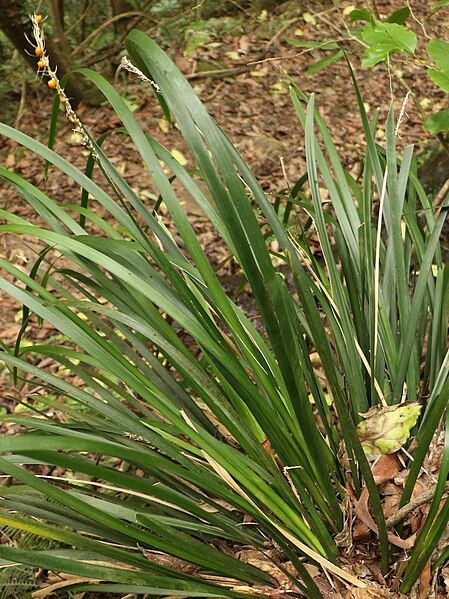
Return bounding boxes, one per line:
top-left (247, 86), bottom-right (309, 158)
top-left (49, 1), bottom-right (66, 45)
top-left (0, 1), bottom-right (39, 73)
top-left (110, 0), bottom-right (134, 33)
top-left (80, 0), bottom-right (89, 42)
top-left (49, 0), bottom-right (64, 34)
top-left (49, 0), bottom-right (72, 59)
top-left (252, 0), bottom-right (281, 11)
top-left (0, 0), bottom-right (86, 107)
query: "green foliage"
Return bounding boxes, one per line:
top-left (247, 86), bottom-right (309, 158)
top-left (307, 3), bottom-right (449, 137)
top-left (427, 39), bottom-right (449, 93)
top-left (348, 8), bottom-right (373, 23)
top-left (0, 29), bottom-right (449, 598)
top-left (306, 50), bottom-right (344, 75)
top-left (424, 108), bottom-right (449, 133)
top-left (427, 39), bottom-right (449, 71)
top-left (286, 39), bottom-right (342, 74)
top-left (428, 70), bottom-right (449, 92)
top-left (386, 7), bottom-right (411, 25)
top-left (359, 20), bottom-right (417, 67)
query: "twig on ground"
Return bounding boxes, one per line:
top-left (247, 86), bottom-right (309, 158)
top-left (185, 39), bottom-right (354, 81)
top-left (433, 178), bottom-right (449, 215)
top-left (386, 482), bottom-right (448, 528)
top-left (185, 64), bottom-right (254, 80)
top-left (203, 81), bottom-right (226, 101)
top-left (265, 17), bottom-right (301, 48)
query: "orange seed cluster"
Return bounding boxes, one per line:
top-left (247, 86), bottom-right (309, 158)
top-left (33, 14), bottom-right (57, 92)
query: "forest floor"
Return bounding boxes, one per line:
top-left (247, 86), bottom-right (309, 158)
top-left (2, 0), bottom-right (445, 371)
top-left (1, 0), bottom-right (449, 597)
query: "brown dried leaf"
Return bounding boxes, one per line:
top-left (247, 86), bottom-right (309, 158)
top-left (32, 576), bottom-right (99, 597)
top-left (237, 548), bottom-right (293, 587)
top-left (417, 560), bottom-right (431, 599)
top-left (346, 583), bottom-right (389, 598)
top-left (353, 455), bottom-right (416, 549)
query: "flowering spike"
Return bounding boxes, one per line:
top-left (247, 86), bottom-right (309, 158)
top-left (29, 11), bottom-right (97, 158)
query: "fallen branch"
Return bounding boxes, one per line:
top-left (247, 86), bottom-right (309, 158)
top-left (185, 64), bottom-right (254, 80)
top-left (185, 47), bottom-right (272, 81)
top-left (386, 482), bottom-right (449, 528)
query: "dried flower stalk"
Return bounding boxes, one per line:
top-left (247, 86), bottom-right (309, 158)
top-left (120, 56), bottom-right (161, 94)
top-left (28, 13), bottom-right (98, 158)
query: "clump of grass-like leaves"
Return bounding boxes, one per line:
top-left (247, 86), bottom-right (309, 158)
top-left (0, 28), bottom-right (449, 597)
